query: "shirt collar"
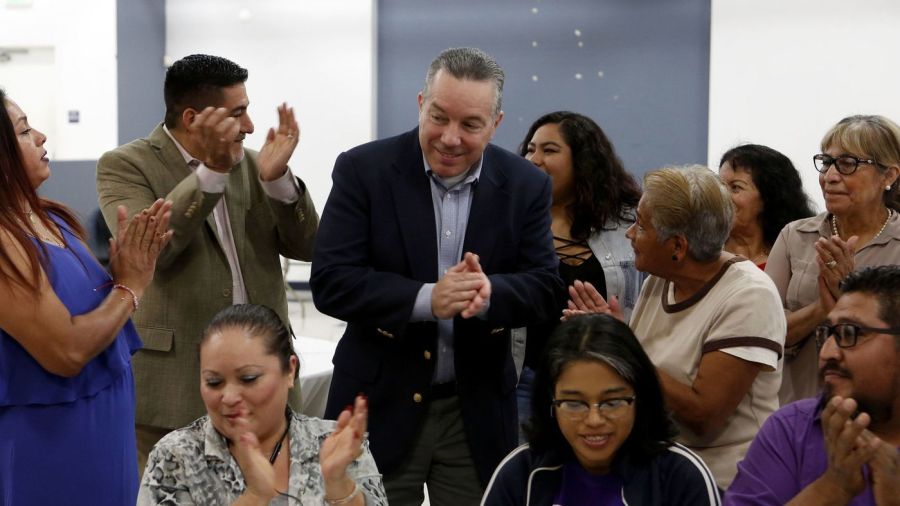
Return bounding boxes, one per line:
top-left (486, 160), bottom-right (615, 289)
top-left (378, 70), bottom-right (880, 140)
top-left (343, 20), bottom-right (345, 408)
top-left (202, 416), bottom-right (234, 463)
top-left (163, 124), bottom-right (201, 166)
top-left (794, 212), bottom-right (830, 234)
top-left (421, 152), bottom-right (483, 189)
top-left (797, 211), bottom-right (900, 247)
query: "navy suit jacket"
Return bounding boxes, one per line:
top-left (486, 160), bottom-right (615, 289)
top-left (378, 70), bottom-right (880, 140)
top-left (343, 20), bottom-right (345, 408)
top-left (310, 128), bottom-right (563, 485)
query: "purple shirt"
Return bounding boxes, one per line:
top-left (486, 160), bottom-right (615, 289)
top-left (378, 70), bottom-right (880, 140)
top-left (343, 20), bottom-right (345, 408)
top-left (724, 396), bottom-right (887, 505)
top-left (552, 462), bottom-right (626, 506)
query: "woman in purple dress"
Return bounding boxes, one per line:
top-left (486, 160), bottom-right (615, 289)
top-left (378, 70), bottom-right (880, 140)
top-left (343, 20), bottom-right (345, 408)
top-left (0, 90), bottom-right (172, 505)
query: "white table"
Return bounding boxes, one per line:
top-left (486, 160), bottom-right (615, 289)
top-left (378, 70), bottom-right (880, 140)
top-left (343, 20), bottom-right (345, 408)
top-left (294, 335), bottom-right (337, 418)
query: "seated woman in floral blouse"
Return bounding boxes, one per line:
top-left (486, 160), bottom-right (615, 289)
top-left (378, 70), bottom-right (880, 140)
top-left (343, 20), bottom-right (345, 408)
top-left (138, 304), bottom-right (387, 505)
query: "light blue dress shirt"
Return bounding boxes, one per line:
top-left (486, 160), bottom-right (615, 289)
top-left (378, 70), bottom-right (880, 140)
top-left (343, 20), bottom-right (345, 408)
top-left (410, 154), bottom-right (487, 384)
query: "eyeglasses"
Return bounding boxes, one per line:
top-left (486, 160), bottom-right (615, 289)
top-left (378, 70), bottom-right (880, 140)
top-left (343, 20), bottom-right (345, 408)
top-left (814, 323), bottom-right (900, 349)
top-left (813, 154), bottom-right (883, 176)
top-left (551, 396), bottom-right (636, 421)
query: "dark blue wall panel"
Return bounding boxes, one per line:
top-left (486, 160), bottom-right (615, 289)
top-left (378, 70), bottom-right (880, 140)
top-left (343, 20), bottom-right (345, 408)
top-left (117, 0), bottom-right (166, 145)
top-left (39, 160), bottom-right (101, 223)
top-left (377, 0), bottom-right (710, 175)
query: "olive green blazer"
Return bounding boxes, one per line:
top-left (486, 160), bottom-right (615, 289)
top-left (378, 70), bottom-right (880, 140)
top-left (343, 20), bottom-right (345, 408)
top-left (96, 124), bottom-right (318, 429)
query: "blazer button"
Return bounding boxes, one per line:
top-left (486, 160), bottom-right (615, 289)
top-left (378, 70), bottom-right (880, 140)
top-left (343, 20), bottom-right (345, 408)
top-left (423, 350), bottom-right (432, 360)
top-left (413, 393), bottom-right (423, 403)
top-left (223, 288), bottom-right (232, 297)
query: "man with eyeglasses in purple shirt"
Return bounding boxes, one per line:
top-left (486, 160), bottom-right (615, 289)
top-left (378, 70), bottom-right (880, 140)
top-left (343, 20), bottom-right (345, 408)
top-left (725, 265), bottom-right (900, 505)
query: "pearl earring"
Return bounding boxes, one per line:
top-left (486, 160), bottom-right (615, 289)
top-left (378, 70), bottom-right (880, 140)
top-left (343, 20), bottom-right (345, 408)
top-left (888, 184), bottom-right (894, 191)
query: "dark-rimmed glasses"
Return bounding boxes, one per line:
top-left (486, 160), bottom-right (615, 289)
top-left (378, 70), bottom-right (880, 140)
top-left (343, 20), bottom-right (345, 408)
top-left (813, 154), bottom-right (883, 176)
top-left (814, 322), bottom-right (900, 349)
top-left (551, 396), bottom-right (636, 421)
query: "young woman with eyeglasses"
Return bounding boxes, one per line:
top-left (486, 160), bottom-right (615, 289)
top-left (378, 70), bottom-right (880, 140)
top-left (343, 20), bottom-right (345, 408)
top-left (766, 115), bottom-right (900, 405)
top-left (482, 315), bottom-right (721, 505)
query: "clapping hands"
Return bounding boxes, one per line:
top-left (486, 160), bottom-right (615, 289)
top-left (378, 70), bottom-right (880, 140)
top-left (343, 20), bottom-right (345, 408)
top-left (815, 234), bottom-right (858, 313)
top-left (319, 395), bottom-right (368, 504)
top-left (108, 199), bottom-right (172, 297)
top-left (320, 395), bottom-right (368, 481)
top-left (187, 106), bottom-right (244, 172)
top-left (431, 252), bottom-right (491, 319)
top-left (819, 396), bottom-right (900, 504)
top-left (561, 280), bottom-right (624, 322)
top-left (230, 411), bottom-right (282, 503)
top-left (257, 103), bottom-right (300, 181)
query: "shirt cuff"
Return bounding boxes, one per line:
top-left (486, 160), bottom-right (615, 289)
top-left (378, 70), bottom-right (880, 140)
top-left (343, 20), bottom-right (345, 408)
top-left (195, 164), bottom-right (228, 193)
top-left (476, 296), bottom-right (491, 319)
top-left (411, 283), bottom-right (437, 321)
top-left (260, 168), bottom-right (300, 204)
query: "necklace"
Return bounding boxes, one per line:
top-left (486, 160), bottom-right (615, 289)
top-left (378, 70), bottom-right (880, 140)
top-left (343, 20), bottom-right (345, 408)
top-left (831, 209), bottom-right (893, 240)
top-left (23, 209), bottom-right (64, 247)
top-left (749, 249), bottom-right (769, 264)
top-left (268, 411), bottom-right (292, 465)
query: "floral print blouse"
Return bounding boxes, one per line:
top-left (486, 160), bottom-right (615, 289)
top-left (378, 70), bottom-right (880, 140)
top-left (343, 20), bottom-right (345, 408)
top-left (138, 410), bottom-right (387, 505)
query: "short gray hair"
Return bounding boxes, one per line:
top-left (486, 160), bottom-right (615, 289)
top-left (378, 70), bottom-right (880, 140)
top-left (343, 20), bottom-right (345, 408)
top-left (423, 47), bottom-right (505, 117)
top-left (642, 165), bottom-right (733, 262)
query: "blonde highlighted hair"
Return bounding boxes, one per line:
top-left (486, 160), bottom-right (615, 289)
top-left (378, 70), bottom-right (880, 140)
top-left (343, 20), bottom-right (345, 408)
top-left (821, 115), bottom-right (900, 210)
top-left (642, 165), bottom-right (733, 262)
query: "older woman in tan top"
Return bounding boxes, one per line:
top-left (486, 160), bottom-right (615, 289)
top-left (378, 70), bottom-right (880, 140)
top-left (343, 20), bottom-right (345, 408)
top-left (766, 115), bottom-right (900, 404)
top-left (567, 166), bottom-right (785, 488)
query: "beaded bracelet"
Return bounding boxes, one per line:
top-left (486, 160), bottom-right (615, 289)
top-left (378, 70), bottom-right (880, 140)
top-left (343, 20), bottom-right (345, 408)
top-left (113, 283), bottom-right (139, 312)
top-left (324, 481), bottom-right (361, 505)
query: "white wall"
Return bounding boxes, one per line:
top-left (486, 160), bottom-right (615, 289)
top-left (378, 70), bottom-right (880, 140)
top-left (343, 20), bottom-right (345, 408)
top-left (708, 0), bottom-right (900, 212)
top-left (8, 0), bottom-right (900, 214)
top-left (166, 0), bottom-right (375, 213)
top-left (0, 0), bottom-right (118, 160)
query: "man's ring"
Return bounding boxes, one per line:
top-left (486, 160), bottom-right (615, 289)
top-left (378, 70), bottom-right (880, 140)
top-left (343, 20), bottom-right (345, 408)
top-left (826, 259), bottom-right (838, 269)
top-left (287, 133), bottom-right (294, 139)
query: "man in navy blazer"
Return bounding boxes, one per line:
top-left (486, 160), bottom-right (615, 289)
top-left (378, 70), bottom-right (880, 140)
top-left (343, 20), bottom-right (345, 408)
top-left (311, 47), bottom-right (563, 505)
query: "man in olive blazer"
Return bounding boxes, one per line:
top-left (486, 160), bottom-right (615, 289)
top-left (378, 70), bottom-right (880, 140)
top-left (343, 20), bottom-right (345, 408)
top-left (96, 54), bottom-right (317, 470)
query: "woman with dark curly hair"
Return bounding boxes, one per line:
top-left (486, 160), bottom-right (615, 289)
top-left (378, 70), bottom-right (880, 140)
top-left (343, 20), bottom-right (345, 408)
top-left (515, 111), bottom-right (644, 429)
top-left (718, 144), bottom-right (815, 269)
top-left (483, 315), bottom-right (720, 505)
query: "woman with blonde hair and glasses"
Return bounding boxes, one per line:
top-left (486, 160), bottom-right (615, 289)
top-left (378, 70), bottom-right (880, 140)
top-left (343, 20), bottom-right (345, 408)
top-left (766, 115), bottom-right (900, 404)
